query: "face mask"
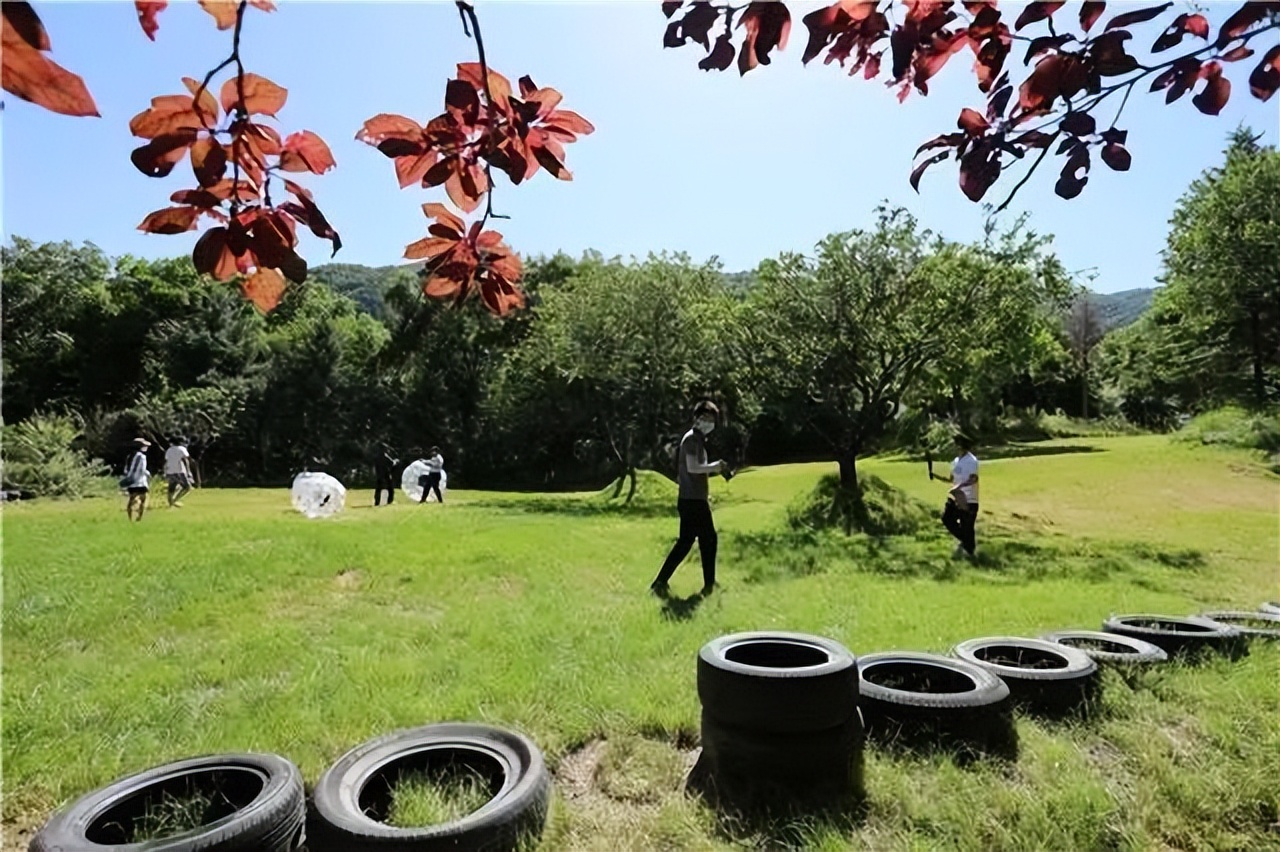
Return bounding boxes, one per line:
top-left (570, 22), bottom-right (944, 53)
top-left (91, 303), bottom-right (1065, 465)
top-left (695, 419), bottom-right (715, 435)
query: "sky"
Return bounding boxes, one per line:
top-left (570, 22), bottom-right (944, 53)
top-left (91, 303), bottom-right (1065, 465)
top-left (2, 1), bottom-right (1277, 295)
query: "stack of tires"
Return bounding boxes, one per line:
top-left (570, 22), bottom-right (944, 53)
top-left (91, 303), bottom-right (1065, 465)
top-left (691, 632), bottom-right (863, 811)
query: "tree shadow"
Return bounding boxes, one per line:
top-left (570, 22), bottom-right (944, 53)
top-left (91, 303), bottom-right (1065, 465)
top-left (862, 712), bottom-right (1020, 765)
top-left (975, 443), bottom-right (1106, 461)
top-left (482, 495), bottom-right (676, 519)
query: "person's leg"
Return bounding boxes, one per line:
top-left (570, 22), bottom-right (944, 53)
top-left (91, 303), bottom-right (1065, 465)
top-left (418, 476), bottom-right (429, 504)
top-left (167, 476), bottom-right (178, 507)
top-left (692, 500), bottom-right (718, 591)
top-left (386, 477), bottom-right (394, 505)
top-left (176, 477), bottom-right (192, 503)
top-left (960, 503), bottom-right (978, 555)
top-left (126, 492), bottom-right (138, 521)
top-left (374, 477), bottom-right (383, 506)
top-left (653, 500), bottom-right (696, 589)
top-left (430, 475), bottom-right (444, 503)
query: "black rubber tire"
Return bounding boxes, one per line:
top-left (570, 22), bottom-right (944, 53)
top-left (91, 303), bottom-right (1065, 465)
top-left (29, 753), bottom-right (304, 852)
top-left (694, 711), bottom-right (864, 809)
top-left (308, 723), bottom-right (550, 852)
top-left (697, 631), bottom-right (858, 734)
top-left (1198, 610), bottom-right (1280, 639)
top-left (856, 652), bottom-right (1014, 757)
top-left (1039, 629), bottom-right (1168, 666)
top-left (1103, 613), bottom-right (1243, 657)
top-left (953, 636), bottom-right (1099, 714)
top-left (1261, 602), bottom-right (1280, 616)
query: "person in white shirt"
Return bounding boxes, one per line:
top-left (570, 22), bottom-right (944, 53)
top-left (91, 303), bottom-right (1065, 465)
top-left (164, 436), bottom-right (195, 508)
top-left (931, 433), bottom-right (979, 559)
top-left (121, 437), bottom-right (152, 522)
top-left (419, 446), bottom-right (445, 504)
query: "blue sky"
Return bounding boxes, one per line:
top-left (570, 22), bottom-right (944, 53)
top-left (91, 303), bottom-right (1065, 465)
top-left (3, 1), bottom-right (1276, 294)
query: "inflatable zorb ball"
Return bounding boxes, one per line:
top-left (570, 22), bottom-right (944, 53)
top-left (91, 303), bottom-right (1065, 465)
top-left (401, 460), bottom-right (448, 502)
top-left (291, 471), bottom-right (347, 518)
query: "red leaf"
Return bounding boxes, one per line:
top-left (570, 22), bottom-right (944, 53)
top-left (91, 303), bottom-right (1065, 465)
top-left (1090, 31), bottom-right (1139, 76)
top-left (1192, 61), bottom-right (1231, 114)
top-left (1153, 13), bottom-right (1211, 52)
top-left (130, 94), bottom-right (205, 138)
top-left (1054, 148), bottom-right (1090, 199)
top-left (662, 1), bottom-right (683, 19)
top-left (278, 130), bottom-right (336, 174)
top-left (219, 73), bottom-right (287, 116)
top-left (700, 34), bottom-right (736, 70)
top-left (182, 76), bottom-right (220, 125)
top-left (135, 1), bottom-right (166, 40)
top-left (190, 136), bottom-right (228, 186)
top-left (241, 267), bottom-right (287, 313)
top-left (1079, 1), bottom-right (1105, 33)
top-left (279, 187), bottom-right (341, 257)
top-left (910, 150), bottom-right (949, 192)
top-left (864, 52), bottom-right (882, 79)
top-left (404, 237), bottom-right (457, 261)
top-left (1013, 129), bottom-right (1055, 148)
top-left (1249, 45), bottom-right (1280, 100)
top-left (1104, 3), bottom-right (1172, 32)
top-left (737, 1), bottom-right (791, 75)
top-left (422, 202), bottom-right (465, 235)
top-left (457, 62), bottom-right (513, 108)
top-left (1101, 142), bottom-right (1131, 171)
top-left (957, 107), bottom-right (989, 137)
top-left (1014, 2), bottom-right (1065, 31)
top-left (357, 114), bottom-right (425, 151)
top-left (1221, 46), bottom-right (1254, 62)
top-left (193, 227), bottom-right (239, 280)
top-left (1019, 53), bottom-right (1087, 111)
top-left (672, 2), bottom-right (720, 50)
top-left (958, 143), bottom-right (1000, 202)
top-left (544, 110), bottom-right (595, 136)
top-left (131, 131), bottom-right (198, 178)
top-left (170, 188), bottom-right (222, 208)
top-left (1, 5), bottom-right (100, 117)
top-left (138, 206), bottom-right (201, 234)
top-left (199, 0), bottom-right (275, 29)
top-left (1218, 2), bottom-right (1277, 45)
top-left (3, 2), bottom-right (48, 49)
top-left (1060, 111), bottom-right (1096, 136)
top-left (1024, 34), bottom-right (1074, 65)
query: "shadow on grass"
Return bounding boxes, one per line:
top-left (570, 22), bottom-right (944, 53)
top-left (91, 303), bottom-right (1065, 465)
top-left (659, 591), bottom-right (706, 622)
top-left (863, 713), bottom-right (1020, 766)
top-left (722, 527), bottom-right (1207, 589)
top-left (896, 443), bottom-right (1105, 463)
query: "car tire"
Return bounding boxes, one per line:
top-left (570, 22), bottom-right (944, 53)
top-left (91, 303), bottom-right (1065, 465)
top-left (697, 632), bottom-right (858, 734)
top-left (307, 723), bottom-right (550, 852)
top-left (29, 753), bottom-right (305, 852)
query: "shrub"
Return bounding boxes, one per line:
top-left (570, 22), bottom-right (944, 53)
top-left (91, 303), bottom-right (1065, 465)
top-left (1, 413), bottom-right (113, 499)
top-left (1174, 406), bottom-right (1280, 454)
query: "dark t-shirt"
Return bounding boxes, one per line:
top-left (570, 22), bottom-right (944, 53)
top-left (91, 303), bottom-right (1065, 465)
top-left (676, 429), bottom-right (708, 501)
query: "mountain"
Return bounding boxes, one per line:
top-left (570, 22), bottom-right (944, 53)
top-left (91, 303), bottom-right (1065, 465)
top-left (1082, 288), bottom-right (1157, 333)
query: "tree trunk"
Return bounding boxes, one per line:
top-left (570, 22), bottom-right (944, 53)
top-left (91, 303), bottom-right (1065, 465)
top-left (626, 466), bottom-right (638, 504)
top-left (837, 453), bottom-right (859, 493)
top-left (1250, 309), bottom-right (1265, 408)
top-left (1081, 351), bottom-right (1089, 420)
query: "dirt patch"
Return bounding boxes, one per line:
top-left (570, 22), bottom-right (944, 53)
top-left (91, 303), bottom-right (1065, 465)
top-left (558, 739), bottom-right (609, 800)
top-left (334, 568), bottom-right (365, 590)
top-left (3, 819), bottom-right (38, 852)
top-left (555, 735), bottom-right (701, 803)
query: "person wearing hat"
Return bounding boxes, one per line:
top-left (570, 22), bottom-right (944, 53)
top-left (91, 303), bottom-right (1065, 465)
top-left (121, 438), bottom-right (152, 522)
top-left (931, 432), bottom-right (980, 559)
top-left (164, 436), bottom-right (195, 508)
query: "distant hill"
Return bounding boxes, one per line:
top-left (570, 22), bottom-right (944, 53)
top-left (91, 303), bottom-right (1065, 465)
top-left (310, 261), bottom-right (1157, 334)
top-left (1081, 288), bottom-right (1157, 333)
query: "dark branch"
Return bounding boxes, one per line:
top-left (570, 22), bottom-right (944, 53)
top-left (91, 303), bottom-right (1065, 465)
top-left (993, 130), bottom-right (1060, 214)
top-left (456, 1), bottom-right (509, 231)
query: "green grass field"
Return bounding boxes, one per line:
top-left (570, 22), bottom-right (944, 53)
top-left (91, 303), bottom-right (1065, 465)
top-left (3, 435), bottom-right (1277, 851)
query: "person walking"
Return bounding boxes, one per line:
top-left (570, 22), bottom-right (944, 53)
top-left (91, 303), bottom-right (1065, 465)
top-left (419, 446), bottom-right (445, 504)
top-left (164, 436), bottom-right (195, 507)
top-left (121, 438), bottom-right (152, 522)
top-left (373, 445), bottom-right (399, 507)
top-left (932, 432), bottom-right (980, 559)
top-left (651, 400), bottom-right (726, 597)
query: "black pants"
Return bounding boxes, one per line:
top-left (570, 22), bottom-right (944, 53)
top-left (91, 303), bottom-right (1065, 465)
top-left (419, 472), bottom-right (443, 503)
top-left (942, 500), bottom-right (979, 554)
top-left (654, 499), bottom-right (717, 588)
top-left (374, 476), bottom-right (394, 506)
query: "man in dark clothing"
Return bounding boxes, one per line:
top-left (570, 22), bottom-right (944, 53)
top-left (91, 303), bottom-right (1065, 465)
top-left (651, 400), bottom-right (726, 597)
top-left (373, 446), bottom-right (399, 507)
top-left (931, 432), bottom-right (980, 559)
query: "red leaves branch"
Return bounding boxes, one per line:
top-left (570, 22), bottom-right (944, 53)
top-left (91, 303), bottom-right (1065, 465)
top-left (662, 1), bottom-right (1280, 210)
top-left (406, 204), bottom-right (525, 316)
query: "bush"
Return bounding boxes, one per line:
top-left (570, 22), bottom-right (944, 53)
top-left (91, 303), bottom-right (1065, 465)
top-left (787, 472), bottom-right (934, 536)
top-left (997, 409), bottom-right (1143, 441)
top-left (1, 413), bottom-right (113, 499)
top-left (1174, 406), bottom-right (1280, 454)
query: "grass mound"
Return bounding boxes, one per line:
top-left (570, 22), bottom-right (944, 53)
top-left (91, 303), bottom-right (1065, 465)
top-left (594, 469), bottom-right (679, 509)
top-left (786, 472), bottom-right (934, 536)
top-left (1174, 406), bottom-right (1280, 454)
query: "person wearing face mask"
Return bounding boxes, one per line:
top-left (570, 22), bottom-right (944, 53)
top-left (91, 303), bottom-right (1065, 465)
top-left (650, 400), bottom-right (726, 597)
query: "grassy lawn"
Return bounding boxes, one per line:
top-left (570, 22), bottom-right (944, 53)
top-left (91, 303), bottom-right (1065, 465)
top-left (3, 435), bottom-right (1277, 851)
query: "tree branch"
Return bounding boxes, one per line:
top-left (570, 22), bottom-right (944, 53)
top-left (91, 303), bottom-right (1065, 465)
top-left (456, 1), bottom-right (509, 231)
top-left (994, 130), bottom-right (1060, 214)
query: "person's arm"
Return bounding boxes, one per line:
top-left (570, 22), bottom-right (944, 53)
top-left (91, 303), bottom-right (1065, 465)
top-left (683, 441), bottom-right (721, 475)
